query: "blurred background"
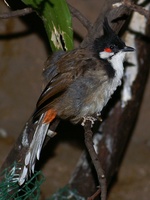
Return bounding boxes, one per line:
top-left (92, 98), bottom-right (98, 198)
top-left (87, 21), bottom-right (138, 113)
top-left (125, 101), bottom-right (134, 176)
top-left (0, 0), bottom-right (150, 199)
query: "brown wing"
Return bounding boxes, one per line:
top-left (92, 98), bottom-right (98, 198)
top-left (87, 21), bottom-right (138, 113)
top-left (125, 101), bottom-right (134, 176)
top-left (42, 51), bottom-right (66, 85)
top-left (34, 48), bottom-right (98, 117)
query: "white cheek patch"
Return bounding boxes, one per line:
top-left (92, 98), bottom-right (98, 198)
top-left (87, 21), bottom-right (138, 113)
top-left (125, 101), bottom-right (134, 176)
top-left (99, 51), bottom-right (114, 59)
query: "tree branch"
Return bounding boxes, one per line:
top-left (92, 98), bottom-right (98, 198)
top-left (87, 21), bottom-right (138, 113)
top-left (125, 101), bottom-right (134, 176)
top-left (0, 7), bottom-right (34, 19)
top-left (84, 120), bottom-right (106, 200)
top-left (68, 4), bottom-right (93, 32)
top-left (114, 0), bottom-right (150, 20)
top-left (0, 3), bottom-right (92, 32)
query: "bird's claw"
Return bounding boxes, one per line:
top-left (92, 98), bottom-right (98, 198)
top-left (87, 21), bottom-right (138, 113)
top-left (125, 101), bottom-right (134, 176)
top-left (81, 116), bottom-right (97, 127)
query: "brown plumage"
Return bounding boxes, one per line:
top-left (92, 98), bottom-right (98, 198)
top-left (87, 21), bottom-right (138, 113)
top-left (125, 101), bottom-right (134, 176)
top-left (34, 48), bottom-right (111, 124)
top-left (18, 19), bottom-right (134, 185)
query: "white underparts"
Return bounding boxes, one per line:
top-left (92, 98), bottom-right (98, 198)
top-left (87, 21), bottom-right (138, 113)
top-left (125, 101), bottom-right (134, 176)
top-left (107, 51), bottom-right (125, 95)
top-left (109, 51), bottom-right (125, 81)
top-left (91, 51), bottom-right (126, 115)
top-left (108, 51), bottom-right (126, 72)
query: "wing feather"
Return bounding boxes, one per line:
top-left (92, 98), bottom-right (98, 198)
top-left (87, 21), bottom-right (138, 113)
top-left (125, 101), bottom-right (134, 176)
top-left (34, 48), bottom-right (99, 117)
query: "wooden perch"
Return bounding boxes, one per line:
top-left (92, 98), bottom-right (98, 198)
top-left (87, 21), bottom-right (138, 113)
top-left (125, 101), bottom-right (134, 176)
top-left (84, 120), bottom-right (107, 200)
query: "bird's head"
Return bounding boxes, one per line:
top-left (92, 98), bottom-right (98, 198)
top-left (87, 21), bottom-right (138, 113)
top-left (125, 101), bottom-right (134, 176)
top-left (94, 18), bottom-right (134, 61)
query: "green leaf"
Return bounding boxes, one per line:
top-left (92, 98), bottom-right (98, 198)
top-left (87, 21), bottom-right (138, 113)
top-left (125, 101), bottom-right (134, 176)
top-left (22, 0), bottom-right (73, 51)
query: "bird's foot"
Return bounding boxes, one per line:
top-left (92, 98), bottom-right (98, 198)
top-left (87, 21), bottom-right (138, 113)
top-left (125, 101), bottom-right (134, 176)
top-left (81, 116), bottom-right (97, 127)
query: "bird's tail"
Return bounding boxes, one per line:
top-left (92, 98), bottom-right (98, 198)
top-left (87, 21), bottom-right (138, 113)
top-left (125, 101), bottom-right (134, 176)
top-left (18, 113), bottom-right (49, 185)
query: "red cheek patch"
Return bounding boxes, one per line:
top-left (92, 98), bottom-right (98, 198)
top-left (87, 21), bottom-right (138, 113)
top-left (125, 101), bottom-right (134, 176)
top-left (104, 48), bottom-right (112, 53)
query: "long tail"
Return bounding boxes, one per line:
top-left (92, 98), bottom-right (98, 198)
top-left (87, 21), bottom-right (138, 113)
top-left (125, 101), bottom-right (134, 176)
top-left (18, 113), bottom-right (49, 185)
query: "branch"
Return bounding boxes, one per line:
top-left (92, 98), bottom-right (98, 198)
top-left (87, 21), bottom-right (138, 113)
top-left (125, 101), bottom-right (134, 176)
top-left (84, 120), bottom-right (106, 200)
top-left (114, 0), bottom-right (150, 19)
top-left (68, 4), bottom-right (92, 32)
top-left (0, 7), bottom-right (34, 19)
top-left (0, 4), bottom-right (92, 32)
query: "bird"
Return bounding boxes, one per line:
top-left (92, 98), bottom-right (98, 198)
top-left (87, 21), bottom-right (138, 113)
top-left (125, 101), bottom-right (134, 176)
top-left (18, 18), bottom-right (134, 185)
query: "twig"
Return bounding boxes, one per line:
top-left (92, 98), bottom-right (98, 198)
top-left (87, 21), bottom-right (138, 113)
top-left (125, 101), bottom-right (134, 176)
top-left (68, 4), bottom-right (93, 32)
top-left (87, 188), bottom-right (101, 200)
top-left (124, 0), bottom-right (150, 18)
top-left (0, 4), bottom-right (92, 32)
top-left (84, 120), bottom-right (107, 200)
top-left (0, 7), bottom-right (34, 19)
top-left (123, 0), bottom-right (150, 19)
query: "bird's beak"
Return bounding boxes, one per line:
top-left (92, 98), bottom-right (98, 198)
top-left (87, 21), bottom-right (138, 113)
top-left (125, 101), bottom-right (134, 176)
top-left (123, 46), bottom-right (135, 52)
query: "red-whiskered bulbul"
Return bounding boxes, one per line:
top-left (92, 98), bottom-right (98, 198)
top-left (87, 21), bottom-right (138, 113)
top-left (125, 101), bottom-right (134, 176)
top-left (18, 18), bottom-right (134, 185)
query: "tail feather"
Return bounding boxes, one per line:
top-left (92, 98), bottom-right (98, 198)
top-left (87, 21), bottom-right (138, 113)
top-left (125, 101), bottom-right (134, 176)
top-left (18, 113), bottom-right (49, 185)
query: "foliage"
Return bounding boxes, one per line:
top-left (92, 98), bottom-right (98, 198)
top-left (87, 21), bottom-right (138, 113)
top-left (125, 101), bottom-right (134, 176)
top-left (22, 0), bottom-right (73, 51)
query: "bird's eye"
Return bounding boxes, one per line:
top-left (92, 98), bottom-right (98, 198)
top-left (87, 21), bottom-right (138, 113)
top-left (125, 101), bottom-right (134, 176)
top-left (110, 45), bottom-right (115, 49)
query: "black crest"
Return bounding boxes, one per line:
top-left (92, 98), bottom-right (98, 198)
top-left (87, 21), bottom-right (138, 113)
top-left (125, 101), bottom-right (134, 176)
top-left (103, 17), bottom-right (114, 36)
top-left (93, 18), bottom-right (125, 54)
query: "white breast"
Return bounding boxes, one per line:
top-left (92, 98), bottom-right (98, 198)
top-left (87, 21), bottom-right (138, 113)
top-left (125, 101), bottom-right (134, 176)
top-left (108, 51), bottom-right (125, 94)
top-left (80, 51), bottom-right (126, 117)
top-left (95, 51), bottom-right (126, 113)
